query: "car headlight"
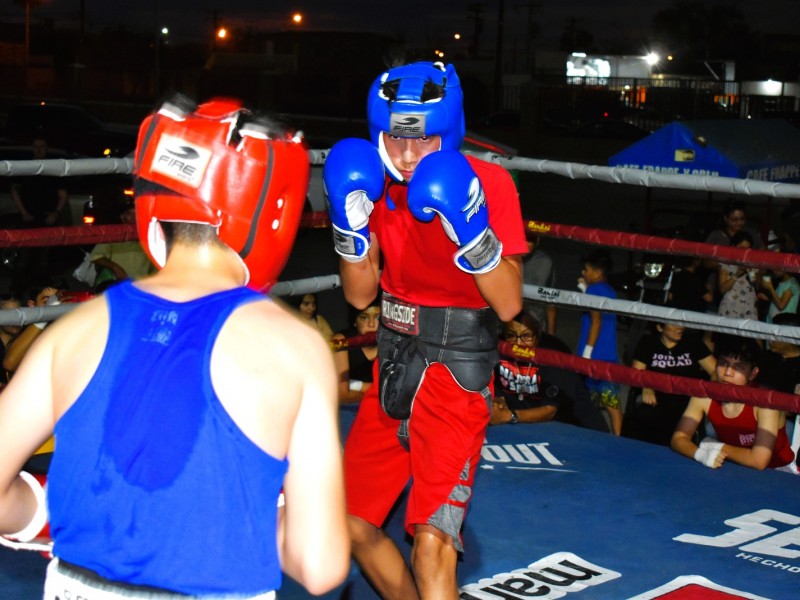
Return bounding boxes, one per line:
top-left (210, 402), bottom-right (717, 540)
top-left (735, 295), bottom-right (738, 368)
top-left (643, 263), bottom-right (664, 278)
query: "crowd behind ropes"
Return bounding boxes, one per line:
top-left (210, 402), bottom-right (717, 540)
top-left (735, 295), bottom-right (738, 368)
top-left (2, 190), bottom-right (797, 477)
top-left (0, 58), bottom-right (796, 600)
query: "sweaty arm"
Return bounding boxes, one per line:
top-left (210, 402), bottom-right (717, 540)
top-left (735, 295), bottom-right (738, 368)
top-left (280, 330), bottom-right (350, 594)
top-left (475, 254), bottom-right (523, 322)
top-left (0, 328), bottom-right (55, 535)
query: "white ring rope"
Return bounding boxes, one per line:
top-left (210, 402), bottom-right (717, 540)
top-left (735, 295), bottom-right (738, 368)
top-left (0, 152), bottom-right (797, 342)
top-left (2, 279), bottom-right (797, 346)
top-left (3, 152), bottom-right (786, 201)
top-left (525, 284), bottom-right (800, 344)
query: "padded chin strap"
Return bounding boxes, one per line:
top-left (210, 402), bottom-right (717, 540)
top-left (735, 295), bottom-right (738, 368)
top-left (378, 135), bottom-right (403, 182)
top-left (377, 136), bottom-right (443, 183)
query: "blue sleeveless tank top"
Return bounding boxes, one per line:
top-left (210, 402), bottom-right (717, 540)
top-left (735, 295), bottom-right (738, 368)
top-left (47, 281), bottom-right (289, 596)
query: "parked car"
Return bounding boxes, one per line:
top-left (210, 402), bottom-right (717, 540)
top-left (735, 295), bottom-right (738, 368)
top-left (1, 102), bottom-right (138, 158)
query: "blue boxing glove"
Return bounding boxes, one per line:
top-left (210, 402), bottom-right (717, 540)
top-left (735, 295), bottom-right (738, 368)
top-left (322, 138), bottom-right (385, 261)
top-left (407, 150), bottom-right (502, 274)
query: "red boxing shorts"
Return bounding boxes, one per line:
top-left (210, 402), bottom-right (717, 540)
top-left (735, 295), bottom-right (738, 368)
top-left (344, 362), bottom-right (491, 552)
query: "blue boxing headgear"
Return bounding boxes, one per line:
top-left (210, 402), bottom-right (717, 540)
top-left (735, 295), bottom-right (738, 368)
top-left (367, 61), bottom-right (465, 181)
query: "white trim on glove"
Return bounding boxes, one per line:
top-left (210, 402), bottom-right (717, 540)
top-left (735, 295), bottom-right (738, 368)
top-left (4, 471), bottom-right (47, 542)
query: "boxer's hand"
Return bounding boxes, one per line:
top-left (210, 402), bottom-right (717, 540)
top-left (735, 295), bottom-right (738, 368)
top-left (407, 150), bottom-right (502, 274)
top-left (323, 138), bottom-right (385, 261)
top-left (694, 437), bottom-right (726, 468)
top-left (0, 472), bottom-right (52, 557)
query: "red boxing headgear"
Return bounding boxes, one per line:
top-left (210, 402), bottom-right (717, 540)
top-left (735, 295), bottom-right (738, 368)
top-left (133, 95), bottom-right (309, 292)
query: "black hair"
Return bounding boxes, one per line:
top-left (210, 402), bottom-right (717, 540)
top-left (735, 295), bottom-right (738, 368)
top-left (504, 310), bottom-right (543, 341)
top-left (161, 222), bottom-right (224, 252)
top-left (713, 334), bottom-right (761, 367)
top-left (772, 312), bottom-right (800, 328)
top-left (347, 294), bottom-right (381, 325)
top-left (730, 230), bottom-right (753, 247)
top-left (288, 293), bottom-right (317, 310)
top-left (381, 79), bottom-right (445, 104)
top-left (723, 199), bottom-right (746, 217)
top-left (582, 249), bottom-right (612, 275)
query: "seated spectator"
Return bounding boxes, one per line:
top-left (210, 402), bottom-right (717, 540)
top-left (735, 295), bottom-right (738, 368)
top-left (2, 285), bottom-right (60, 376)
top-left (718, 231), bottom-right (759, 320)
top-left (668, 256), bottom-right (713, 314)
top-left (332, 301), bottom-right (380, 404)
top-left (289, 293), bottom-right (334, 342)
top-left (623, 320), bottom-right (716, 447)
top-left (0, 294), bottom-right (22, 385)
top-left (759, 313), bottom-right (800, 396)
top-left (88, 206), bottom-right (155, 291)
top-left (493, 310), bottom-right (609, 432)
top-left (671, 335), bottom-right (797, 473)
top-left (758, 312), bottom-right (800, 450)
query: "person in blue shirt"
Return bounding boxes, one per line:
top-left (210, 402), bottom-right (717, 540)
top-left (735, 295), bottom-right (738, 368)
top-left (577, 249), bottom-right (623, 435)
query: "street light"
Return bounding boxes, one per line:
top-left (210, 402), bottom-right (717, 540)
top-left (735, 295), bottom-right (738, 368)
top-left (292, 13), bottom-right (303, 25)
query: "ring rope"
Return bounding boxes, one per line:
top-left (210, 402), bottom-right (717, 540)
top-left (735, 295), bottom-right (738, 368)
top-left (527, 220), bottom-right (800, 273)
top-left (499, 342), bottom-right (800, 414)
top-left (3, 152), bottom-right (800, 200)
top-left (525, 284), bottom-right (800, 344)
top-left (326, 332), bottom-right (800, 414)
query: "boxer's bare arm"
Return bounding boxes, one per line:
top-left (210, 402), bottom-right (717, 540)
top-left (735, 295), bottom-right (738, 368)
top-left (212, 301), bottom-right (350, 592)
top-left (0, 297), bottom-right (109, 534)
top-left (475, 254), bottom-right (523, 322)
top-left (0, 334), bottom-right (54, 534)
top-left (340, 234), bottom-right (381, 310)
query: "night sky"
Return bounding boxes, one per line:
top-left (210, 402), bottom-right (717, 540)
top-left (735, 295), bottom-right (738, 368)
top-left (4, 0), bottom-right (800, 50)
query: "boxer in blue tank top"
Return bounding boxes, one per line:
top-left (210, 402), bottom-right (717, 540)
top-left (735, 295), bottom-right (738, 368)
top-left (0, 96), bottom-right (349, 599)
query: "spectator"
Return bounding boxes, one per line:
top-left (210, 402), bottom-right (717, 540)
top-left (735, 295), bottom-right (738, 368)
top-left (87, 205), bottom-right (155, 290)
top-left (759, 313), bottom-right (800, 396)
top-left (494, 310), bottom-right (609, 431)
top-left (522, 236), bottom-right (557, 335)
top-left (289, 293), bottom-right (335, 342)
top-left (10, 136), bottom-right (68, 227)
top-left (671, 335), bottom-right (797, 473)
top-left (10, 136), bottom-right (70, 289)
top-left (705, 199), bottom-right (764, 250)
top-left (2, 285), bottom-right (59, 376)
top-left (0, 294), bottom-right (22, 386)
top-left (703, 200), bottom-right (763, 312)
top-left (668, 255), bottom-right (713, 314)
top-left (759, 312), bottom-right (800, 453)
top-left (576, 249), bottom-right (623, 435)
top-left (623, 320), bottom-right (716, 446)
top-left (761, 260), bottom-right (799, 324)
top-left (332, 300), bottom-right (380, 404)
top-left (718, 231), bottom-right (759, 320)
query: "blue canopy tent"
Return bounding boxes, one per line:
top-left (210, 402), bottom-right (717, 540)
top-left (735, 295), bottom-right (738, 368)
top-left (608, 119), bottom-right (800, 236)
top-left (608, 119), bottom-right (800, 182)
